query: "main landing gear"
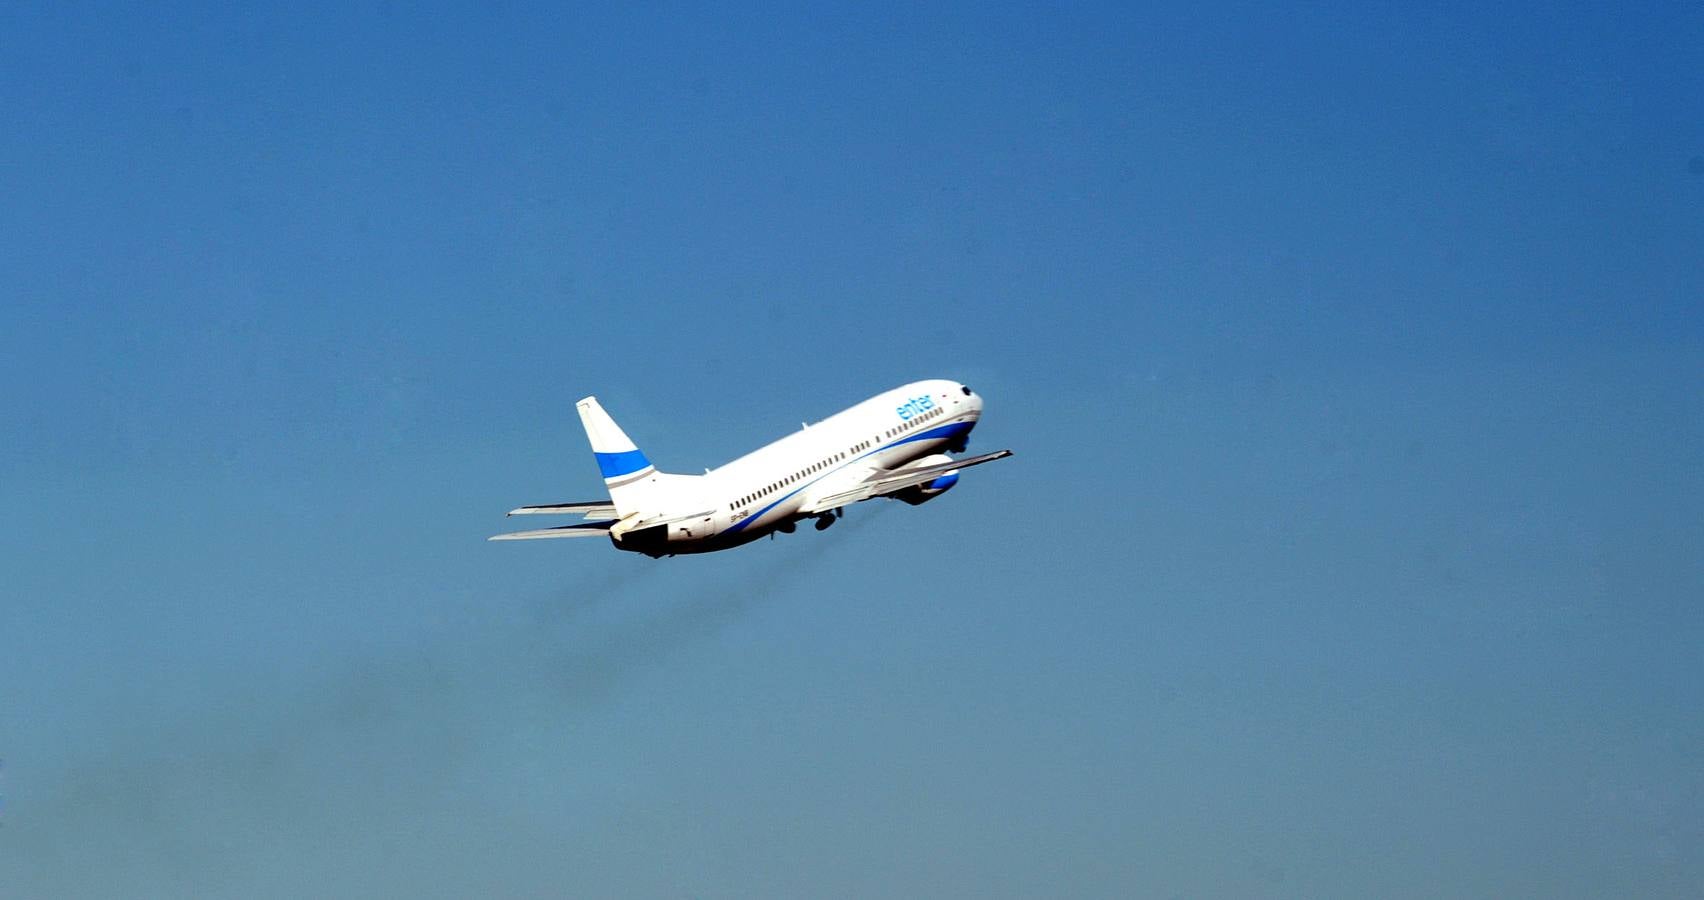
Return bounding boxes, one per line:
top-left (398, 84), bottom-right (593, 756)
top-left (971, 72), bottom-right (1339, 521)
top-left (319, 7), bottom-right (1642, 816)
top-left (771, 508), bottom-right (844, 540)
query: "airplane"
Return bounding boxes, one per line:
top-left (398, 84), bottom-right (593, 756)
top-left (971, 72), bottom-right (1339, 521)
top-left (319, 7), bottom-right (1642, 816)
top-left (489, 379), bottom-right (1012, 557)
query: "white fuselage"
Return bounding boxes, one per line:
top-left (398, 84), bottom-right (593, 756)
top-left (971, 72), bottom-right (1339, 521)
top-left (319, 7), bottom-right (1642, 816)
top-left (629, 379), bottom-right (982, 554)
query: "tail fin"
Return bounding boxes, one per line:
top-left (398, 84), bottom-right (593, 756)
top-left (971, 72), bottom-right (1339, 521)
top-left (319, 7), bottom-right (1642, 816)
top-left (576, 396), bottom-right (673, 518)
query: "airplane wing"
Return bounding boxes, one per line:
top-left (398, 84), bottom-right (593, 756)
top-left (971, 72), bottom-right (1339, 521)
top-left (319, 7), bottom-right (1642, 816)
top-left (489, 519), bottom-right (619, 541)
top-left (800, 449), bottom-right (1013, 513)
top-left (506, 501), bottom-right (618, 518)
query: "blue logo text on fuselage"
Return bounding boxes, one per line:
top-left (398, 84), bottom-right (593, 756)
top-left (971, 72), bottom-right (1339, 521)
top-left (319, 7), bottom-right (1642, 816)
top-left (895, 395), bottom-right (935, 420)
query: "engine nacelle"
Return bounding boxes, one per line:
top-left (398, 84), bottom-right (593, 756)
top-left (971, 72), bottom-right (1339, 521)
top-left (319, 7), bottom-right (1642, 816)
top-left (891, 454), bottom-right (960, 506)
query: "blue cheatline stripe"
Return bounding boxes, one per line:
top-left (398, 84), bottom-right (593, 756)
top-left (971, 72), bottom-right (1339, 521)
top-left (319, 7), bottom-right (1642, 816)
top-left (595, 449), bottom-right (651, 479)
top-left (725, 417), bottom-right (977, 534)
top-left (892, 420), bottom-right (973, 448)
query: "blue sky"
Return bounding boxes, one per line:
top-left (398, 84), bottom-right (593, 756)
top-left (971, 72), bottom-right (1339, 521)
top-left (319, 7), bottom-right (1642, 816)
top-left (2, 2), bottom-right (1701, 896)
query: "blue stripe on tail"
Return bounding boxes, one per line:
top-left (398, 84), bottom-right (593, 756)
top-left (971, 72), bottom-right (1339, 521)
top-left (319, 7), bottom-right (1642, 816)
top-left (595, 449), bottom-right (651, 479)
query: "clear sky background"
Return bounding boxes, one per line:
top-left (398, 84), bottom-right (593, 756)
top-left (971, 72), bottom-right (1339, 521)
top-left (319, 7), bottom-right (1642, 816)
top-left (2, 3), bottom-right (1701, 897)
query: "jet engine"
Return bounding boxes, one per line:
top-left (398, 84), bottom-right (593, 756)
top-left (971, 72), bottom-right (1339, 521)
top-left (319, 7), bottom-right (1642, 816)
top-left (891, 454), bottom-right (961, 506)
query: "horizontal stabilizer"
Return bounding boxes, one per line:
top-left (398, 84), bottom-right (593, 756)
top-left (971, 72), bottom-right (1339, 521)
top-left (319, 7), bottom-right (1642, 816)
top-left (507, 501), bottom-right (618, 518)
top-left (488, 519), bottom-right (619, 541)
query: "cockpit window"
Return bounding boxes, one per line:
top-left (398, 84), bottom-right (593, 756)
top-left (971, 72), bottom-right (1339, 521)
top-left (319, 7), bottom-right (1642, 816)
top-left (961, 385), bottom-right (973, 396)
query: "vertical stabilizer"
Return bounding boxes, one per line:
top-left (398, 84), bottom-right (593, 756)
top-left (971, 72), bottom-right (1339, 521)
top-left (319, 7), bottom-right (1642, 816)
top-left (576, 396), bottom-right (673, 518)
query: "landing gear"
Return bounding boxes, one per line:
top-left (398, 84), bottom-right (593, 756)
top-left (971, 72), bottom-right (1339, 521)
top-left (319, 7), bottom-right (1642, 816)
top-left (814, 514), bottom-right (835, 531)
